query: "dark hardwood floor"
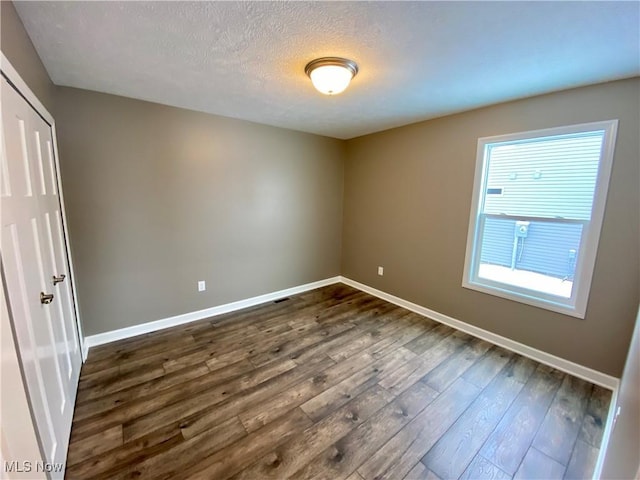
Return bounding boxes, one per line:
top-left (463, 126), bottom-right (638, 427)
top-left (66, 284), bottom-right (611, 479)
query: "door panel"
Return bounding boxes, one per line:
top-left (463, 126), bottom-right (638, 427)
top-left (1, 75), bottom-right (81, 477)
top-left (32, 115), bottom-right (78, 395)
top-left (3, 221), bottom-right (58, 462)
top-left (44, 210), bottom-right (74, 377)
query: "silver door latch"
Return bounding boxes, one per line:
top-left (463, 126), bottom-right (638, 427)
top-left (40, 292), bottom-right (54, 304)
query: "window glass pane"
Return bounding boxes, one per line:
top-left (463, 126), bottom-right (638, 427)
top-left (464, 120), bottom-right (617, 317)
top-left (477, 216), bottom-right (584, 299)
top-left (482, 132), bottom-right (604, 220)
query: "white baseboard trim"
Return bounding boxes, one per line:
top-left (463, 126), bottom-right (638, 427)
top-left (340, 276), bottom-right (620, 391)
top-left (84, 276), bottom-right (341, 351)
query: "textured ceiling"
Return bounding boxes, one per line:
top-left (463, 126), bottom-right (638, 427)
top-left (14, 1), bottom-right (640, 139)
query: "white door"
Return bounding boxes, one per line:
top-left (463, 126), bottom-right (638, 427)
top-left (1, 75), bottom-right (81, 477)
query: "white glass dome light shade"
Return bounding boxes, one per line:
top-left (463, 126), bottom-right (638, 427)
top-left (305, 57), bottom-right (358, 95)
top-left (309, 65), bottom-right (353, 95)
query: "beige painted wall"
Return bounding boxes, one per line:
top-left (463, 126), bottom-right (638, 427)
top-left (602, 307), bottom-right (640, 478)
top-left (0, 0), bottom-right (55, 113)
top-left (55, 87), bottom-right (345, 336)
top-left (343, 78), bottom-right (640, 377)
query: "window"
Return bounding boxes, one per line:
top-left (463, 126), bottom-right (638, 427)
top-left (462, 120), bottom-right (618, 318)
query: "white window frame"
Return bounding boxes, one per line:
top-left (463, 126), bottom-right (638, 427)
top-left (462, 120), bottom-right (618, 318)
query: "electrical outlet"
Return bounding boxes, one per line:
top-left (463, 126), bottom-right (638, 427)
top-left (198, 280), bottom-right (206, 292)
top-left (378, 266), bottom-right (384, 276)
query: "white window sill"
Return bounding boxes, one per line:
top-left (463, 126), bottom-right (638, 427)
top-left (462, 277), bottom-right (585, 319)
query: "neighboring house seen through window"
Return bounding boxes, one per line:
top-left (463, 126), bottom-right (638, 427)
top-left (463, 120), bottom-right (618, 318)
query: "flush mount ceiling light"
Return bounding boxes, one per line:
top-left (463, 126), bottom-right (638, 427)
top-left (304, 57), bottom-right (358, 95)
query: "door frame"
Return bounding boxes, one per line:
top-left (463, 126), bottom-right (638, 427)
top-left (1, 52), bottom-right (86, 361)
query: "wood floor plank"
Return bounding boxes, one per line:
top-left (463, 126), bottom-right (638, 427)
top-left (204, 349), bottom-right (255, 372)
top-left (239, 349), bottom-right (381, 432)
top-left (403, 323), bottom-right (454, 355)
top-left (231, 385), bottom-right (394, 479)
top-left (300, 346), bottom-right (417, 422)
top-left (378, 329), bottom-right (467, 395)
top-left (421, 363), bottom-right (524, 479)
top-left (114, 416), bottom-right (247, 480)
top-left (249, 320), bottom-right (357, 367)
top-left (357, 378), bottom-right (481, 480)
top-left (422, 336), bottom-right (492, 392)
top-left (578, 385), bottom-right (611, 448)
top-left (461, 345), bottom-right (513, 388)
top-left (307, 292), bottom-right (381, 323)
top-left (82, 335), bottom-right (197, 376)
top-left (121, 358), bottom-right (300, 442)
top-left (288, 325), bottom-right (367, 365)
top-left (190, 312), bottom-right (285, 345)
top-left (96, 343), bottom-right (201, 379)
top-left (500, 354), bottom-right (538, 384)
top-left (288, 308), bottom-right (420, 367)
top-left (225, 305), bottom-right (368, 370)
top-left (66, 285), bottom-right (608, 480)
top-left (346, 471), bottom-right (367, 480)
top-left (80, 334), bottom-right (224, 387)
top-left (66, 425), bottom-right (122, 467)
top-left (65, 423), bottom-right (184, 479)
top-left (71, 355), bottom-right (289, 442)
top-left (564, 439), bottom-right (599, 480)
top-left (459, 456), bottom-right (511, 480)
top-left (163, 325), bottom-right (263, 373)
top-left (182, 408), bottom-right (313, 480)
top-left (532, 375), bottom-right (591, 465)
top-left (514, 448), bottom-right (565, 480)
top-left (183, 322), bottom-right (264, 351)
top-left (358, 319), bottom-right (430, 360)
top-left (404, 463), bottom-right (441, 480)
top-left (196, 315), bottom-right (314, 364)
top-left (249, 291), bottom-right (370, 336)
top-left (85, 327), bottom-right (199, 363)
top-left (190, 290), bottom-right (356, 347)
top-left (292, 381), bottom-right (439, 480)
top-left (177, 354), bottom-right (334, 441)
top-left (324, 310), bottom-right (409, 362)
top-left (479, 365), bottom-right (565, 475)
top-left (74, 363), bottom-right (211, 421)
top-left (77, 365), bottom-right (120, 388)
top-left (402, 318), bottom-right (441, 354)
top-left (297, 283), bottom-right (358, 304)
